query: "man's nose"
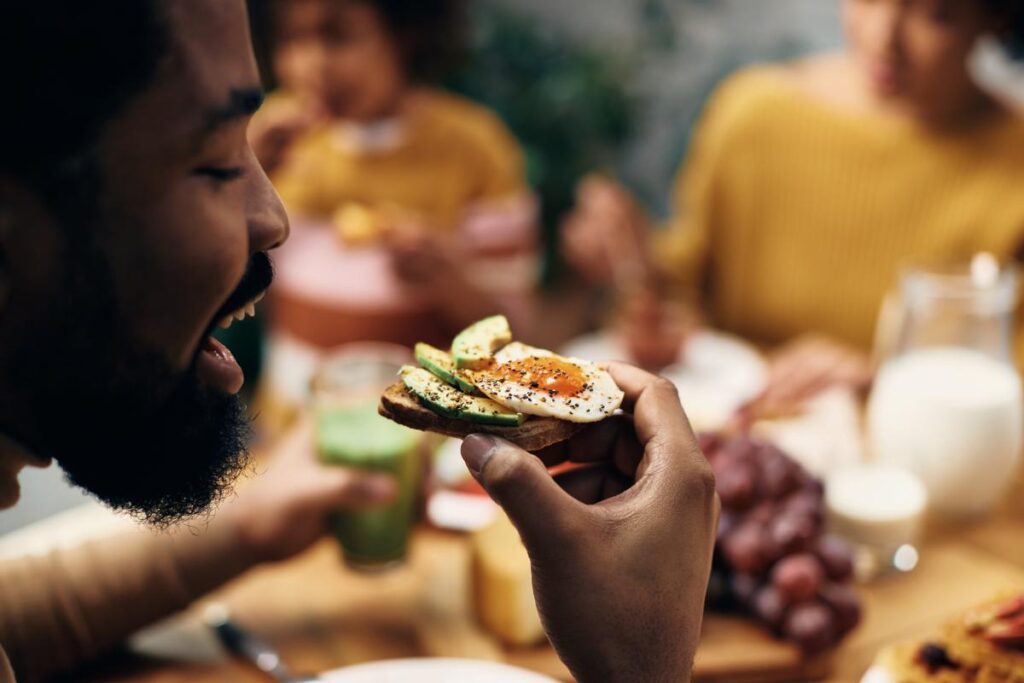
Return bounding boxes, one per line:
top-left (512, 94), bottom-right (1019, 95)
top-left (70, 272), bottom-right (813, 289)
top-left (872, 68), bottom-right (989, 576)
top-left (246, 147), bottom-right (289, 253)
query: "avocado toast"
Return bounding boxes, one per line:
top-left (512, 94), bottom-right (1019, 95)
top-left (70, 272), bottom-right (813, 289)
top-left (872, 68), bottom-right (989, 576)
top-left (378, 315), bottom-right (624, 451)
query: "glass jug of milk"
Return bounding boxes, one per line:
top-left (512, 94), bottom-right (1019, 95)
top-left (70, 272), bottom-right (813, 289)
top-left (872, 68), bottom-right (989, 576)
top-left (868, 255), bottom-right (1023, 517)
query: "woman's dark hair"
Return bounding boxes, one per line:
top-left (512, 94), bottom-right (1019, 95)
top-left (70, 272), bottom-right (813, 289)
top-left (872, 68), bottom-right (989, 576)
top-left (0, 1), bottom-right (168, 205)
top-left (983, 0), bottom-right (1024, 58)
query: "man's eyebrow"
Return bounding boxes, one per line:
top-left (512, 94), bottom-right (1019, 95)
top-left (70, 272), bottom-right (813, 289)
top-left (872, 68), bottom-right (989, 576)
top-left (204, 87), bottom-right (265, 133)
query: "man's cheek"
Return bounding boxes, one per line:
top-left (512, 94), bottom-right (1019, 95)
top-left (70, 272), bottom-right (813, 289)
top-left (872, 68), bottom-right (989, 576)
top-left (126, 201), bottom-right (247, 368)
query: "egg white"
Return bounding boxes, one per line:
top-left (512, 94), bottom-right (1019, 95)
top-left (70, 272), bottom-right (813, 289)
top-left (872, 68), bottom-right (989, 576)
top-left (493, 342), bottom-right (553, 364)
top-left (473, 344), bottom-right (624, 423)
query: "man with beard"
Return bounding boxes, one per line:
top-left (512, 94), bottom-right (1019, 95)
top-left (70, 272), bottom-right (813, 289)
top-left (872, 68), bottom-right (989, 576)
top-left (0, 2), bottom-right (718, 683)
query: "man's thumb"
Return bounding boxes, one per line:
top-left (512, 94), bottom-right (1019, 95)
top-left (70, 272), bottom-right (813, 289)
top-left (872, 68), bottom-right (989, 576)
top-left (461, 435), bottom-right (576, 550)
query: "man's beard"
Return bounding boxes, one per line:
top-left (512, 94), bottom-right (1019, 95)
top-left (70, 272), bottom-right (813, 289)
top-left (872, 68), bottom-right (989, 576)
top-left (8, 236), bottom-right (253, 526)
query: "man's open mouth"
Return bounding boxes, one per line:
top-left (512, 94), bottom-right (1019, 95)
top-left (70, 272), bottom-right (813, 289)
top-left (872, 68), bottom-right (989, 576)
top-left (216, 290), bottom-right (265, 330)
top-left (210, 252), bottom-right (275, 333)
top-left (196, 253), bottom-right (275, 395)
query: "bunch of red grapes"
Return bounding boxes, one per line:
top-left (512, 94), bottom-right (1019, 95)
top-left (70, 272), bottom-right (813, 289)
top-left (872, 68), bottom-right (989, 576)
top-left (700, 432), bottom-right (862, 654)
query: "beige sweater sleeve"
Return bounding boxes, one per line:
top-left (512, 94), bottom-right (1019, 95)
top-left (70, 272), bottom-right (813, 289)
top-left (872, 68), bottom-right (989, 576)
top-left (0, 517), bottom-right (258, 683)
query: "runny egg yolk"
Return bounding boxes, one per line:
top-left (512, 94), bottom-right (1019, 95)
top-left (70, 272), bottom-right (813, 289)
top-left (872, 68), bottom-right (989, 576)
top-left (497, 357), bottom-right (587, 397)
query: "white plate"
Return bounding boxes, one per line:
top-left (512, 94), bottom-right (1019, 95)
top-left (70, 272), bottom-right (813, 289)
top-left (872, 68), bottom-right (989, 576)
top-left (561, 330), bottom-right (768, 431)
top-left (323, 658), bottom-right (558, 683)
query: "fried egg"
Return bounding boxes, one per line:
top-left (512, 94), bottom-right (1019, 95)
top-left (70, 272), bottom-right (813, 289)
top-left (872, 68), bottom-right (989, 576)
top-left (472, 343), bottom-right (624, 423)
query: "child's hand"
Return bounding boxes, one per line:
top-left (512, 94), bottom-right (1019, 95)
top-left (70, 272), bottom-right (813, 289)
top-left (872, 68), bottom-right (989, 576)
top-left (248, 99), bottom-right (320, 174)
top-left (387, 228), bottom-right (465, 297)
top-left (384, 224), bottom-right (499, 329)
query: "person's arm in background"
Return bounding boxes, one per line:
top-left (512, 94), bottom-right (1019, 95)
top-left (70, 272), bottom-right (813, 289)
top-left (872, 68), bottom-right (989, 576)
top-left (0, 419), bottom-right (394, 683)
top-left (560, 76), bottom-right (733, 298)
top-left (462, 363), bottom-right (719, 682)
top-left (387, 109), bottom-right (541, 335)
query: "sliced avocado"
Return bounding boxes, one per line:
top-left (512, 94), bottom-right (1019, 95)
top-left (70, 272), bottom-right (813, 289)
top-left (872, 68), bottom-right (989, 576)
top-left (415, 342), bottom-right (477, 394)
top-left (451, 315), bottom-right (512, 370)
top-left (401, 366), bottom-right (524, 427)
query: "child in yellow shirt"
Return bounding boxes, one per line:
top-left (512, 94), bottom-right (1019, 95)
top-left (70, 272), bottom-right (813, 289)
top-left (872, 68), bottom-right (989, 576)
top-left (251, 0), bottom-right (537, 348)
top-left (564, 0), bottom-right (1024, 406)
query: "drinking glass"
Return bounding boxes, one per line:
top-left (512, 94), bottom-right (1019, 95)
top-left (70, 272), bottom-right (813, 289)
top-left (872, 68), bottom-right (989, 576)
top-left (312, 344), bottom-right (422, 571)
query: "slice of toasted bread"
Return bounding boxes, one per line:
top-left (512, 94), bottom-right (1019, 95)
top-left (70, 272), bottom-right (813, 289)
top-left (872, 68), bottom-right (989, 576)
top-left (378, 382), bottom-right (584, 452)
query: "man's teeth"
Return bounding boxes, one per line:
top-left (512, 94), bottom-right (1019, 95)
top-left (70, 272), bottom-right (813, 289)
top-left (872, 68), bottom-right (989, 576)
top-left (217, 292), bottom-right (265, 330)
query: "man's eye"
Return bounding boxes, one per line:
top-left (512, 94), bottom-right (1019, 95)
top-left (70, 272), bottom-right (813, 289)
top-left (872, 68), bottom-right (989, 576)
top-left (195, 166), bottom-right (245, 182)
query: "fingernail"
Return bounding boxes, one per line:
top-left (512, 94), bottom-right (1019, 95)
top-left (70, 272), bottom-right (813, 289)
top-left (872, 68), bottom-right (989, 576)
top-left (461, 434), bottom-right (498, 477)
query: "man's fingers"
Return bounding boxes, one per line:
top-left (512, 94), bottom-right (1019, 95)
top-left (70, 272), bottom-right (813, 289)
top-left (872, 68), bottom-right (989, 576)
top-left (604, 363), bottom-right (713, 510)
top-left (607, 362), bottom-right (691, 446)
top-left (532, 415), bottom-right (643, 482)
top-left (554, 464), bottom-right (632, 505)
top-left (462, 435), bottom-right (583, 552)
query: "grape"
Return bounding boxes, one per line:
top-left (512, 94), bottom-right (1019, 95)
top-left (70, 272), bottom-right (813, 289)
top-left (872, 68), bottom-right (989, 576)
top-left (697, 432), bottom-right (722, 456)
top-left (768, 511), bottom-right (816, 554)
top-left (802, 477), bottom-right (826, 498)
top-left (757, 525), bottom-right (785, 567)
top-left (751, 585), bottom-right (789, 632)
top-left (716, 464), bottom-right (758, 510)
top-left (721, 437), bottom-right (757, 462)
top-left (820, 582), bottom-right (862, 634)
top-left (747, 501), bottom-right (777, 524)
top-left (716, 510), bottom-right (737, 545)
top-left (758, 446), bottom-right (801, 499)
top-left (729, 572), bottom-right (760, 608)
top-left (702, 431), bottom-right (862, 654)
top-left (784, 491), bottom-right (825, 527)
top-left (815, 536), bottom-right (855, 581)
top-left (721, 522), bottom-right (767, 575)
top-left (784, 602), bottom-right (837, 654)
top-left (772, 554), bottom-right (824, 603)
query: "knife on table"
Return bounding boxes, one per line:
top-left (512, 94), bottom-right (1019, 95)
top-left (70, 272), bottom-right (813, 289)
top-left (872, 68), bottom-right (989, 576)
top-left (204, 604), bottom-right (320, 683)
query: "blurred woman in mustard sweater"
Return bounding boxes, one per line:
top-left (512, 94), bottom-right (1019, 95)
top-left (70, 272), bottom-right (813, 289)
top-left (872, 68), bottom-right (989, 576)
top-left (565, 0), bottom-right (1024, 405)
top-left (250, 0), bottom-right (537, 349)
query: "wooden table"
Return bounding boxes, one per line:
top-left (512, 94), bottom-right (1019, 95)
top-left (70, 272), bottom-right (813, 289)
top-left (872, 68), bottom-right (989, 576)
top-left (72, 483), bottom-right (1024, 683)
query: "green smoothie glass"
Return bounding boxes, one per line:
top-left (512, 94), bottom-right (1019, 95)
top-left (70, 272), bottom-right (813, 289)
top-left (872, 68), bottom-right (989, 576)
top-left (313, 346), bottom-right (422, 571)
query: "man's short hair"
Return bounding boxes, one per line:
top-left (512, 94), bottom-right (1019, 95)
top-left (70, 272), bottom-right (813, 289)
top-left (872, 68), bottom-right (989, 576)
top-left (0, 2), bottom-right (168, 204)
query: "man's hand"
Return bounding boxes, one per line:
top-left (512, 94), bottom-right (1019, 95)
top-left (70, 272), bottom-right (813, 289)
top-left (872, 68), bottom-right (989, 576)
top-left (222, 417), bottom-right (397, 563)
top-left (461, 364), bottom-right (718, 683)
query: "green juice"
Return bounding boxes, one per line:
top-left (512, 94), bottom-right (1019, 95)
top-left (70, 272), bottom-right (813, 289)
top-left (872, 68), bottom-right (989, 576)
top-left (317, 403), bottom-right (421, 570)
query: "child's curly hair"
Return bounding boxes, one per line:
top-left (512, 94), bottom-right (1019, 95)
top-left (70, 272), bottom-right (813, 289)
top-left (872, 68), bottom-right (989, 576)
top-left (369, 0), bottom-right (467, 82)
top-left (260, 0), bottom-right (466, 84)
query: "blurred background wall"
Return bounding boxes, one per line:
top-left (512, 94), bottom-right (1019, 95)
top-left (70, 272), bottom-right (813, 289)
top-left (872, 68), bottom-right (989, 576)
top-left (482, 0), bottom-right (844, 214)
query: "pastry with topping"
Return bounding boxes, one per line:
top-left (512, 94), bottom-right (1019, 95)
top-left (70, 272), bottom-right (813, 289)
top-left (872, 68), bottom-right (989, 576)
top-left (862, 593), bottom-right (1024, 683)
